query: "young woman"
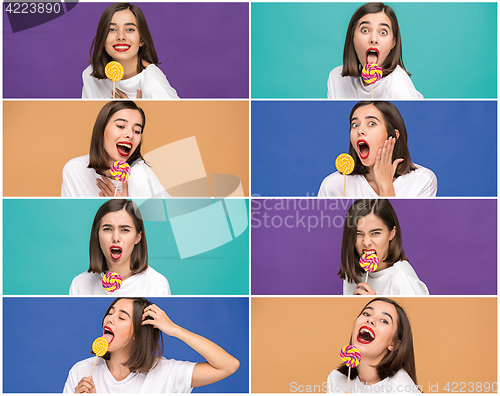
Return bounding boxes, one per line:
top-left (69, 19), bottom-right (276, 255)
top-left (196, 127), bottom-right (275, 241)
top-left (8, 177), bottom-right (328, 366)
top-left (61, 100), bottom-right (170, 198)
top-left (82, 2), bottom-right (179, 99)
top-left (327, 298), bottom-right (420, 393)
top-left (339, 199), bottom-right (428, 296)
top-left (69, 200), bottom-right (171, 296)
top-left (63, 297), bottom-right (240, 392)
top-left (318, 101), bottom-right (437, 197)
top-left (327, 3), bottom-right (422, 99)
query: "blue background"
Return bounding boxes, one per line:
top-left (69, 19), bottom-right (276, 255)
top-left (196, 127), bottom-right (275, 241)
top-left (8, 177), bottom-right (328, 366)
top-left (3, 297), bottom-right (249, 393)
top-left (251, 101), bottom-right (497, 197)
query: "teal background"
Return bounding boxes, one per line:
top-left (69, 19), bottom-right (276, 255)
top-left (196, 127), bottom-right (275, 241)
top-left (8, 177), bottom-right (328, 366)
top-left (3, 199), bottom-right (249, 295)
top-left (251, 2), bottom-right (497, 98)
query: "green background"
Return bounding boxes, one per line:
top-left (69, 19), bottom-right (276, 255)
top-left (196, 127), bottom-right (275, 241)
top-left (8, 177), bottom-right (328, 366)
top-left (251, 2), bottom-right (497, 98)
top-left (4, 199), bottom-right (249, 295)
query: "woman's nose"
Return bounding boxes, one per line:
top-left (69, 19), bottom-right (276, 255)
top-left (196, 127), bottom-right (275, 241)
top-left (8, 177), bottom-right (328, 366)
top-left (112, 230), bottom-right (120, 242)
top-left (363, 236), bottom-right (372, 246)
top-left (117, 29), bottom-right (126, 40)
top-left (369, 32), bottom-right (378, 44)
top-left (366, 317), bottom-right (375, 326)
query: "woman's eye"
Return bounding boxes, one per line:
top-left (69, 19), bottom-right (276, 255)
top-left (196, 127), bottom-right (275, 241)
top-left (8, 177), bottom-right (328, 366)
top-left (361, 27), bottom-right (369, 33)
top-left (351, 123), bottom-right (358, 128)
top-left (380, 30), bottom-right (388, 36)
top-left (363, 312), bottom-right (370, 317)
top-left (368, 121), bottom-right (376, 127)
top-left (109, 28), bottom-right (116, 32)
top-left (116, 125), bottom-right (125, 129)
top-left (381, 319), bottom-right (388, 324)
top-left (134, 130), bottom-right (142, 135)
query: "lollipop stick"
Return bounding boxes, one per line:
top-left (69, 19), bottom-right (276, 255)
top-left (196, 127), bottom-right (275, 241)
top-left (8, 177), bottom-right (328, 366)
top-left (343, 174), bottom-right (346, 197)
top-left (371, 85), bottom-right (374, 99)
top-left (114, 181), bottom-right (120, 197)
top-left (365, 272), bottom-right (369, 283)
top-left (347, 366), bottom-right (351, 393)
top-left (113, 81), bottom-right (116, 98)
top-left (90, 355), bottom-right (98, 377)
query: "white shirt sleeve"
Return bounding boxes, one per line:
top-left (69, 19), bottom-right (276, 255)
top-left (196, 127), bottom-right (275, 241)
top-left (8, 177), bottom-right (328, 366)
top-left (142, 65), bottom-right (179, 99)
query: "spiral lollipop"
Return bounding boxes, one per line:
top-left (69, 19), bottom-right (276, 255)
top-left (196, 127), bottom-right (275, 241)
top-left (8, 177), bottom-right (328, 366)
top-left (360, 252), bottom-right (379, 283)
top-left (102, 272), bottom-right (122, 293)
top-left (340, 344), bottom-right (361, 392)
top-left (362, 63), bottom-right (383, 85)
top-left (90, 336), bottom-right (109, 377)
top-left (105, 61), bottom-right (124, 98)
top-left (110, 160), bottom-right (130, 196)
top-left (335, 153), bottom-right (354, 197)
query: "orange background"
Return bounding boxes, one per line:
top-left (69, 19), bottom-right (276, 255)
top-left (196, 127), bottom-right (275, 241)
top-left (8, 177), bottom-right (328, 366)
top-left (3, 100), bottom-right (249, 196)
top-left (252, 297), bottom-right (497, 393)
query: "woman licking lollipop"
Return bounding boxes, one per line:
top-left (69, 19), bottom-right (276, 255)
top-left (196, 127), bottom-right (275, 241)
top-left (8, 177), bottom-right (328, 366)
top-left (339, 199), bottom-right (428, 296)
top-left (318, 101), bottom-right (437, 197)
top-left (69, 199), bottom-right (171, 296)
top-left (327, 298), bottom-right (420, 393)
top-left (82, 2), bottom-right (179, 99)
top-left (327, 2), bottom-right (422, 99)
top-left (63, 297), bottom-right (240, 393)
top-left (61, 100), bottom-right (170, 198)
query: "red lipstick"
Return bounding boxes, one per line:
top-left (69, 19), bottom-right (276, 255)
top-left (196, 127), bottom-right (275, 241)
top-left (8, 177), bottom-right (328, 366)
top-left (357, 326), bottom-right (375, 344)
top-left (357, 139), bottom-right (370, 160)
top-left (113, 44), bottom-right (131, 52)
top-left (116, 141), bottom-right (132, 157)
top-left (110, 246), bottom-right (123, 260)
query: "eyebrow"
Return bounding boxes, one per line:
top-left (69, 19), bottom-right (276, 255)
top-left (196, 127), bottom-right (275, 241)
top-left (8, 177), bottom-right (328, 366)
top-left (110, 22), bottom-right (138, 27)
top-left (357, 228), bottom-right (384, 233)
top-left (350, 116), bottom-right (381, 123)
top-left (101, 223), bottom-right (133, 228)
top-left (113, 118), bottom-right (143, 130)
top-left (363, 307), bottom-right (394, 323)
top-left (359, 21), bottom-right (391, 30)
top-left (119, 309), bottom-right (131, 318)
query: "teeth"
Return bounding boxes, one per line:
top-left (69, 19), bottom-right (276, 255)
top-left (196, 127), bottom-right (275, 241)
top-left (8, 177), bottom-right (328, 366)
top-left (360, 328), bottom-right (375, 338)
top-left (117, 143), bottom-right (132, 149)
top-left (114, 45), bottom-right (130, 50)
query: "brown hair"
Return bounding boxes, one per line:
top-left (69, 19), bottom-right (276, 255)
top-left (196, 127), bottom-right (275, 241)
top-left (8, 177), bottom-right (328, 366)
top-left (337, 298), bottom-right (418, 388)
top-left (88, 100), bottom-right (145, 174)
top-left (348, 101), bottom-right (417, 177)
top-left (341, 2), bottom-right (410, 78)
top-left (98, 297), bottom-right (163, 373)
top-left (339, 199), bottom-right (407, 284)
top-left (88, 199), bottom-right (148, 274)
top-left (89, 2), bottom-right (159, 79)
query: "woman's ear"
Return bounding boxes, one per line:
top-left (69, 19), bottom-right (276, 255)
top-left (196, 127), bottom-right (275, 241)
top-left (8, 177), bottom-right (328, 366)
top-left (394, 129), bottom-right (400, 139)
top-left (135, 231), bottom-right (142, 245)
top-left (388, 339), bottom-right (401, 352)
top-left (389, 227), bottom-right (396, 241)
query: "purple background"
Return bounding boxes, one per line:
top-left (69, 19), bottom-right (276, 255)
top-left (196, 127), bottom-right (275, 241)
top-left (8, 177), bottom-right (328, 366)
top-left (3, 2), bottom-right (249, 98)
top-left (251, 199), bottom-right (497, 295)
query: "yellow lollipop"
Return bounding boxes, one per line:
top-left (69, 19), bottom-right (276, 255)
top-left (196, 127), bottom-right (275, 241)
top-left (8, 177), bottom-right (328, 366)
top-left (92, 337), bottom-right (109, 357)
top-left (335, 153), bottom-right (355, 175)
top-left (335, 153), bottom-right (354, 197)
top-left (105, 61), bottom-right (124, 82)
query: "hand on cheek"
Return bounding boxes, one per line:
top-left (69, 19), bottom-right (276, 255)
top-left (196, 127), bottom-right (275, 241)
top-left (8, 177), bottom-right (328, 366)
top-left (373, 137), bottom-right (403, 196)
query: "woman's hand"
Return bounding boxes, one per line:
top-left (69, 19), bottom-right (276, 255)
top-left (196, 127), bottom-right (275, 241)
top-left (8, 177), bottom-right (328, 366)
top-left (142, 304), bottom-right (181, 337)
top-left (75, 377), bottom-right (96, 393)
top-left (354, 282), bottom-right (376, 295)
top-left (372, 137), bottom-right (403, 197)
top-left (96, 177), bottom-right (128, 197)
top-left (113, 89), bottom-right (142, 99)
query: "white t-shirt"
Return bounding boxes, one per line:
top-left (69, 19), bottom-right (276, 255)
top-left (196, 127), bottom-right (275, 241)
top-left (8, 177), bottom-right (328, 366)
top-left (63, 356), bottom-right (195, 393)
top-left (327, 65), bottom-right (423, 99)
top-left (327, 368), bottom-right (421, 393)
top-left (61, 154), bottom-right (171, 198)
top-left (69, 266), bottom-right (171, 296)
top-left (82, 64), bottom-right (179, 99)
top-left (318, 165), bottom-right (437, 197)
top-left (343, 260), bottom-right (429, 296)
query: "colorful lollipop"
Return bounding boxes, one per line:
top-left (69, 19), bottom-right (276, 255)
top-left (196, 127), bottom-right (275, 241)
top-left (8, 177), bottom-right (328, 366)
top-left (340, 344), bottom-right (361, 392)
top-left (90, 336), bottom-right (109, 376)
top-left (360, 252), bottom-right (379, 283)
top-left (102, 272), bottom-right (122, 293)
top-left (335, 153), bottom-right (355, 197)
top-left (362, 63), bottom-right (383, 99)
top-left (110, 160), bottom-right (131, 196)
top-left (105, 61), bottom-right (124, 98)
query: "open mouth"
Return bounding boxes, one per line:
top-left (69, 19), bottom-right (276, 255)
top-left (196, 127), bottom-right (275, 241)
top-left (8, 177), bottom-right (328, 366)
top-left (366, 48), bottom-right (379, 65)
top-left (110, 245), bottom-right (123, 260)
top-left (116, 142), bottom-right (132, 157)
top-left (113, 44), bottom-right (131, 52)
top-left (103, 326), bottom-right (115, 344)
top-left (357, 140), bottom-right (370, 160)
top-left (357, 326), bottom-right (375, 344)
top-left (362, 249), bottom-right (377, 256)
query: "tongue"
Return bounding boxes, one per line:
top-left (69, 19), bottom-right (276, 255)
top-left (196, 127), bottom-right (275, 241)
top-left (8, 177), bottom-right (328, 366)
top-left (367, 53), bottom-right (378, 65)
top-left (102, 333), bottom-right (114, 344)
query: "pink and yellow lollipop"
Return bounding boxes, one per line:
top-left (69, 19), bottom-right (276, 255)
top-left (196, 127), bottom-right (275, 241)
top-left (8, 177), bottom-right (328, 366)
top-left (102, 272), bottom-right (122, 293)
top-left (335, 153), bottom-right (354, 197)
top-left (340, 344), bottom-right (361, 392)
top-left (110, 160), bottom-right (130, 182)
top-left (360, 252), bottom-right (379, 282)
top-left (362, 63), bottom-right (383, 85)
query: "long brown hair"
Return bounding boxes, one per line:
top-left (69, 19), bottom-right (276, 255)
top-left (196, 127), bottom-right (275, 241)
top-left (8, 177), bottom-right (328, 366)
top-left (89, 2), bottom-right (159, 79)
top-left (337, 298), bottom-right (418, 387)
top-left (339, 199), bottom-right (407, 284)
top-left (348, 101), bottom-right (417, 177)
top-left (341, 2), bottom-right (410, 78)
top-left (88, 199), bottom-right (148, 274)
top-left (98, 297), bottom-right (163, 373)
top-left (88, 100), bottom-right (145, 174)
